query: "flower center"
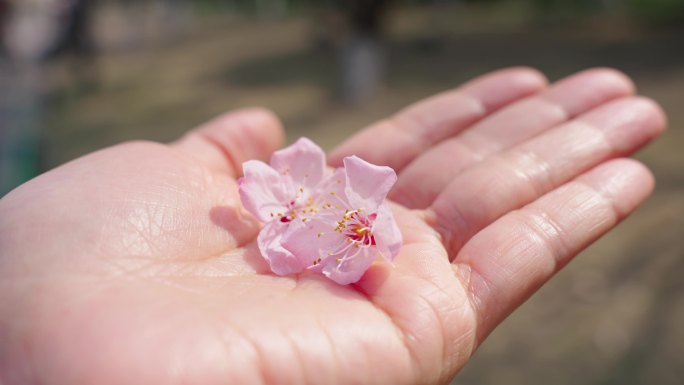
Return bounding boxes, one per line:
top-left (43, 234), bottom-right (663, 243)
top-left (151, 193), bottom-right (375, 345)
top-left (336, 210), bottom-right (376, 247)
top-left (270, 188), bottom-right (322, 224)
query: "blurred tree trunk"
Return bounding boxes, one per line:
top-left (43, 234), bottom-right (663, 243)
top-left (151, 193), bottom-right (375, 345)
top-left (338, 0), bottom-right (391, 104)
top-left (0, 1), bottom-right (8, 48)
top-left (0, 62), bottom-right (46, 196)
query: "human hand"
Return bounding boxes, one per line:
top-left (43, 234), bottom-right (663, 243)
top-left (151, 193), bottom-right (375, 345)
top-left (0, 68), bottom-right (665, 385)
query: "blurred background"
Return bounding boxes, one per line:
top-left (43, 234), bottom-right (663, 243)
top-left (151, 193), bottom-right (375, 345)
top-left (0, 0), bottom-right (682, 383)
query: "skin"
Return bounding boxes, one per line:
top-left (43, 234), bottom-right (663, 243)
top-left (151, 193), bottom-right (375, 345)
top-left (0, 67), bottom-right (666, 385)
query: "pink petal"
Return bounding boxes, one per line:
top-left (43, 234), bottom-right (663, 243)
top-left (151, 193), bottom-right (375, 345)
top-left (271, 138), bottom-right (327, 190)
top-left (281, 218), bottom-right (341, 267)
top-left (321, 247), bottom-right (375, 285)
top-left (372, 204), bottom-right (402, 262)
top-left (239, 160), bottom-right (291, 222)
top-left (315, 168), bottom-right (349, 209)
top-left (343, 156), bottom-right (397, 210)
top-left (258, 221), bottom-right (307, 275)
top-left (282, 214), bottom-right (383, 284)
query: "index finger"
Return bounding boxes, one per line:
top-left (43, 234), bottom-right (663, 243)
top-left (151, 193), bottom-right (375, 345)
top-left (329, 67), bottom-right (548, 171)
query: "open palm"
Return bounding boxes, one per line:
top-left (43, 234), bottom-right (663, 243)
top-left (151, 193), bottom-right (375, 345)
top-left (0, 68), bottom-right (665, 385)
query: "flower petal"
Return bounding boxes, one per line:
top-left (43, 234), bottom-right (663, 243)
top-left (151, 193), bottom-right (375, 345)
top-left (283, 213), bottom-right (381, 284)
top-left (281, 217), bottom-right (341, 267)
top-left (258, 221), bottom-right (306, 275)
top-left (372, 203), bottom-right (402, 262)
top-left (343, 156), bottom-right (397, 210)
top-left (239, 160), bottom-right (291, 222)
top-left (271, 138), bottom-right (327, 190)
top-left (315, 168), bottom-right (349, 210)
top-left (321, 247), bottom-right (375, 285)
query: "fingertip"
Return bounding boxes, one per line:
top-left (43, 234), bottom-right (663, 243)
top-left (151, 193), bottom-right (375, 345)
top-left (174, 107), bottom-right (285, 176)
top-left (580, 67), bottom-right (636, 95)
top-left (503, 66), bottom-right (550, 88)
top-left (461, 67), bottom-right (548, 111)
top-left (579, 158), bottom-right (655, 218)
top-left (632, 96), bottom-right (668, 136)
top-left (569, 67), bottom-right (636, 99)
top-left (235, 107), bottom-right (286, 159)
top-left (617, 96), bottom-right (668, 151)
top-left (208, 107), bottom-right (284, 154)
top-left (467, 66), bottom-right (548, 89)
top-left (544, 68), bottom-right (636, 118)
top-left (576, 95), bottom-right (667, 155)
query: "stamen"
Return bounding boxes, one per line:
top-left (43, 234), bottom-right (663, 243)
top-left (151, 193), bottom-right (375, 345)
top-left (354, 227), bottom-right (368, 237)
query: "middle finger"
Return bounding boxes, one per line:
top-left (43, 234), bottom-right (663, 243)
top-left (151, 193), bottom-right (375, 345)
top-left (391, 68), bottom-right (635, 209)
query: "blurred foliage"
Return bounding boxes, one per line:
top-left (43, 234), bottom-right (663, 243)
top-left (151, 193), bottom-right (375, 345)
top-left (177, 0), bottom-right (684, 26)
top-left (628, 0), bottom-right (684, 25)
top-left (532, 0), bottom-right (600, 11)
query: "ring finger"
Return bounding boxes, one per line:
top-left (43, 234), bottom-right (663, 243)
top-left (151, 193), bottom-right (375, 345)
top-left (428, 96), bottom-right (665, 257)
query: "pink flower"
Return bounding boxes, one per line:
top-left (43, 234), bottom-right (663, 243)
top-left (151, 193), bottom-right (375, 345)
top-left (239, 138), bottom-right (402, 284)
top-left (281, 156), bottom-right (402, 284)
top-left (239, 138), bottom-right (331, 275)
